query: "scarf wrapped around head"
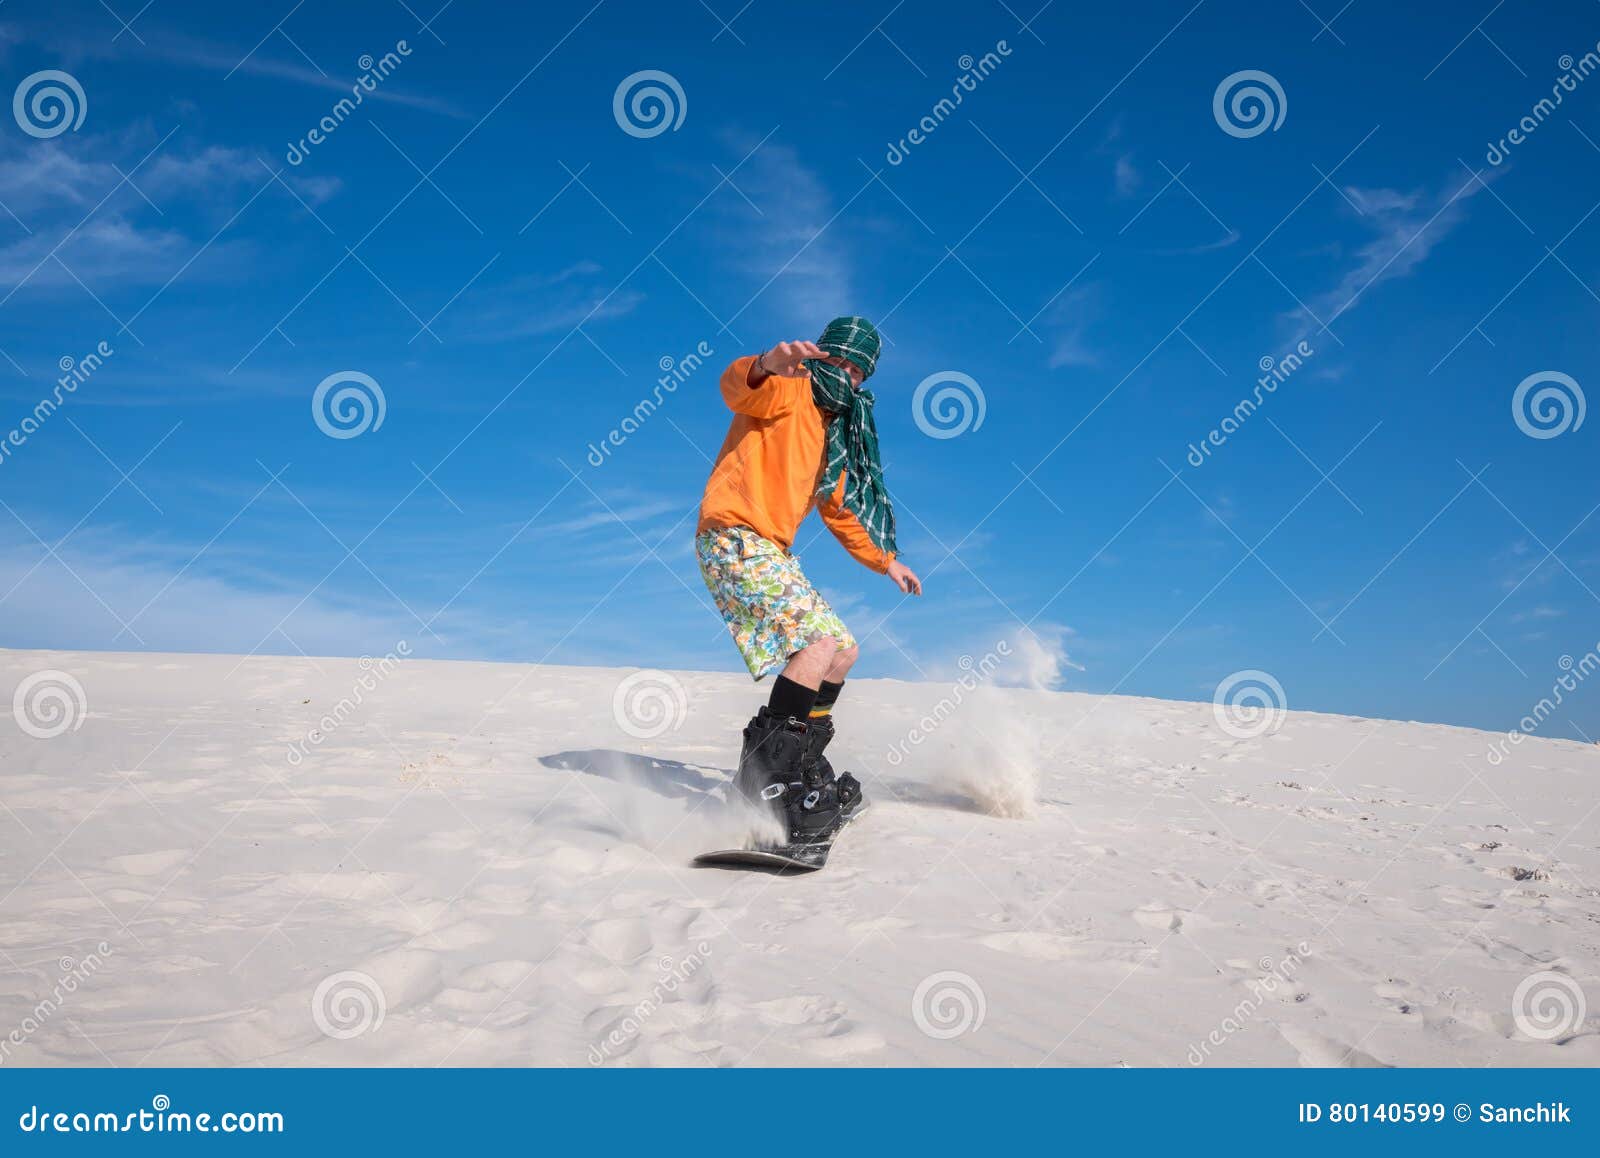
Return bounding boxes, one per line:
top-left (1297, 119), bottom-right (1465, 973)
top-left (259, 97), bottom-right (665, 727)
top-left (806, 316), bottom-right (898, 556)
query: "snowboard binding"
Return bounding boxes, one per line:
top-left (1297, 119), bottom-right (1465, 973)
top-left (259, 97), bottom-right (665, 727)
top-left (701, 709), bottom-right (870, 873)
top-left (801, 713), bottom-right (865, 821)
top-left (733, 707), bottom-right (858, 845)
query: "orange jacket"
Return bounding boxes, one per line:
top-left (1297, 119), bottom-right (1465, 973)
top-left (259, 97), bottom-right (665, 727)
top-left (697, 356), bottom-right (896, 574)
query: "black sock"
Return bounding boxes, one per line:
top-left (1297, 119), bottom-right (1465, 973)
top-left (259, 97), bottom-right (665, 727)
top-left (767, 675), bottom-right (819, 722)
top-left (811, 680), bottom-right (844, 721)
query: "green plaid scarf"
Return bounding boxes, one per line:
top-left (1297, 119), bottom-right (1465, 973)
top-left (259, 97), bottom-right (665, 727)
top-left (806, 316), bottom-right (898, 556)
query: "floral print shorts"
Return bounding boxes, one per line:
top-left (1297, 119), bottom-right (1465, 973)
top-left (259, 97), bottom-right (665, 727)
top-left (696, 526), bottom-right (856, 680)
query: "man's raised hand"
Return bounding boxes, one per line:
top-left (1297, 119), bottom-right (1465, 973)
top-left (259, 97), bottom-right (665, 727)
top-left (754, 340), bottom-right (825, 379)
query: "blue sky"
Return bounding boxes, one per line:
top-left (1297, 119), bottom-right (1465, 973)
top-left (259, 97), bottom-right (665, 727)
top-left (2, 0), bottom-right (1599, 739)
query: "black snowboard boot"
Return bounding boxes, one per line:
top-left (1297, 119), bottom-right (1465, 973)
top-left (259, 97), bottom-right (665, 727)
top-left (802, 714), bottom-right (865, 820)
top-left (733, 707), bottom-right (842, 845)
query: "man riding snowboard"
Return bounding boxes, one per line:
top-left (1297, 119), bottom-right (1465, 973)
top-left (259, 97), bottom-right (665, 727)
top-left (696, 316), bottom-right (922, 846)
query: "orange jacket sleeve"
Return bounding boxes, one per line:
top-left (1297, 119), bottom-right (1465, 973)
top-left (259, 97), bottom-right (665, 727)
top-left (720, 356), bottom-right (804, 418)
top-left (818, 473), bottom-right (896, 574)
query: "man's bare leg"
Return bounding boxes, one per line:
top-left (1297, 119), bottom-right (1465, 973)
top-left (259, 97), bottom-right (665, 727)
top-left (779, 636), bottom-right (839, 691)
top-left (809, 644), bottom-right (858, 726)
top-left (824, 644), bottom-right (858, 685)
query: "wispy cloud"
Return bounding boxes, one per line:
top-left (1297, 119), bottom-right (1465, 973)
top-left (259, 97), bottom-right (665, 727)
top-left (0, 136), bottom-right (334, 293)
top-left (1496, 538), bottom-right (1562, 592)
top-left (1150, 229), bottom-right (1240, 256)
top-left (6, 19), bottom-right (464, 118)
top-left (530, 497), bottom-right (682, 540)
top-left (1043, 284), bottom-right (1103, 368)
top-left (0, 217), bottom-right (219, 289)
top-left (1290, 169), bottom-right (1486, 339)
top-left (455, 263), bottom-right (645, 341)
top-left (1511, 605), bottom-right (1566, 623)
top-left (1114, 153), bottom-right (1140, 197)
top-left (0, 520), bottom-right (455, 658)
top-left (713, 138), bottom-right (853, 329)
top-left (1, 137), bottom-right (337, 213)
top-left (161, 36), bottom-right (467, 118)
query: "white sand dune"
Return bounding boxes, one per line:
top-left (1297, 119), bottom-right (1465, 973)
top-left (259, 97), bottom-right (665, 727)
top-left (2, 647), bottom-right (1597, 1067)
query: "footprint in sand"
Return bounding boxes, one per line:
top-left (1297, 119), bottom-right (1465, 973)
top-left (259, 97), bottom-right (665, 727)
top-left (579, 941), bottom-right (722, 1065)
top-left (980, 930), bottom-right (1157, 969)
top-left (434, 961), bottom-right (538, 1014)
top-left (1133, 902), bottom-right (1186, 932)
top-left (1275, 1024), bottom-right (1391, 1067)
top-left (409, 920), bottom-right (498, 952)
top-left (1152, 867), bottom-right (1208, 891)
top-left (1431, 885), bottom-right (1496, 911)
top-left (750, 994), bottom-right (885, 1059)
top-left (585, 918), bottom-right (658, 964)
top-left (583, 996), bottom-right (712, 1060)
top-left (104, 849), bottom-right (192, 877)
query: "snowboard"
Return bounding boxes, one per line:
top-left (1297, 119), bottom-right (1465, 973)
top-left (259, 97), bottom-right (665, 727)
top-left (693, 800), bottom-right (868, 874)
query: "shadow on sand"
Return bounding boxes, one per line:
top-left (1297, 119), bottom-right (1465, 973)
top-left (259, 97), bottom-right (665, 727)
top-left (874, 778), bottom-right (985, 812)
top-left (539, 749), bottom-right (990, 815)
top-left (538, 749), bottom-right (731, 801)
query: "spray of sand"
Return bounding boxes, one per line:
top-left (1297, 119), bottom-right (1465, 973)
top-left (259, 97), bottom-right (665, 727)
top-left (912, 627), bottom-right (1080, 819)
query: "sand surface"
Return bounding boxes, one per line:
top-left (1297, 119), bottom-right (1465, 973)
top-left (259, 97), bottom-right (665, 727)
top-left (2, 648), bottom-right (1597, 1066)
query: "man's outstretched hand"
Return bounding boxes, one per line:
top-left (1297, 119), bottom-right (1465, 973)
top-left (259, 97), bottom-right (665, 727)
top-left (750, 340), bottom-right (825, 383)
top-left (887, 559), bottom-right (923, 596)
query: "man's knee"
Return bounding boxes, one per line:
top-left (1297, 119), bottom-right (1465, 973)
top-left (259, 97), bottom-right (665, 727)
top-left (801, 635), bottom-right (840, 657)
top-left (789, 636), bottom-right (839, 668)
top-left (828, 644), bottom-right (859, 680)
